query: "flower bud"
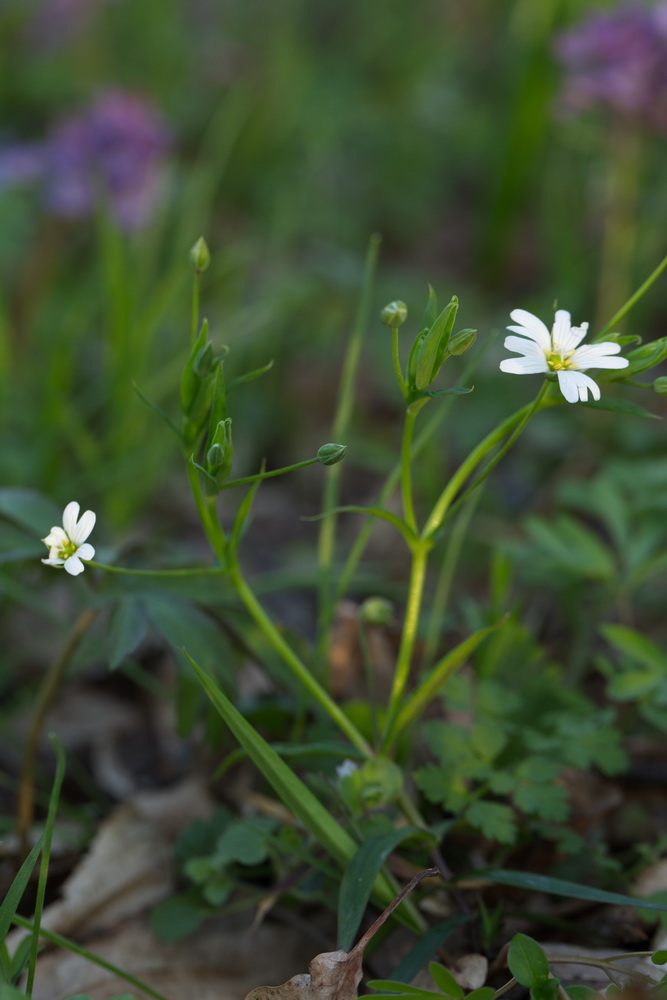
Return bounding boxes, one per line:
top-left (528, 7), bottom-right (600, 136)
top-left (380, 301), bottom-right (408, 328)
top-left (359, 597), bottom-right (393, 626)
top-left (654, 376), bottom-right (667, 396)
top-left (317, 442), bottom-right (347, 466)
top-left (189, 236), bottom-right (211, 273)
top-left (448, 328), bottom-right (477, 356)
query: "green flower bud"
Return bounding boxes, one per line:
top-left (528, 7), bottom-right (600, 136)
top-left (317, 442), bottom-right (347, 466)
top-left (206, 442), bottom-right (226, 468)
top-left (654, 377), bottom-right (667, 396)
top-left (358, 758), bottom-right (403, 808)
top-left (380, 301), bottom-right (408, 328)
top-left (189, 236), bottom-right (211, 273)
top-left (448, 328), bottom-right (477, 356)
top-left (359, 597), bottom-right (393, 627)
top-left (193, 341), bottom-right (215, 377)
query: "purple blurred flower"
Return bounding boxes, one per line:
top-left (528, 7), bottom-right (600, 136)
top-left (555, 3), bottom-right (667, 132)
top-left (0, 90), bottom-right (171, 231)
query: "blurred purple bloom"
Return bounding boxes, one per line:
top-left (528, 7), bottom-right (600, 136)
top-left (0, 91), bottom-right (170, 231)
top-left (555, 3), bottom-right (667, 132)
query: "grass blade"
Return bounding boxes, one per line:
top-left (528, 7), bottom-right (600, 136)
top-left (479, 869), bottom-right (667, 912)
top-left (0, 839), bottom-right (43, 946)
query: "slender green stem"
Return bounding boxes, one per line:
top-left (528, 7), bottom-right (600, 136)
top-left (12, 914), bottom-right (170, 1000)
top-left (85, 560), bottom-right (225, 577)
top-left (357, 619), bottom-right (379, 747)
top-left (187, 459), bottom-right (226, 562)
top-left (599, 249), bottom-right (667, 338)
top-left (400, 405), bottom-right (420, 533)
top-left (220, 456), bottom-right (319, 490)
top-left (316, 233), bottom-right (380, 665)
top-left (422, 490), bottom-right (482, 668)
top-left (423, 382), bottom-right (548, 540)
top-left (26, 736), bottom-right (66, 999)
top-left (333, 349), bottom-right (484, 604)
top-left (392, 326), bottom-right (407, 396)
top-left (381, 542), bottom-right (431, 750)
top-left (228, 561), bottom-right (372, 757)
top-left (191, 271), bottom-right (200, 345)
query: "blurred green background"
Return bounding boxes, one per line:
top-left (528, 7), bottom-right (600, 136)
top-left (1, 0), bottom-right (666, 531)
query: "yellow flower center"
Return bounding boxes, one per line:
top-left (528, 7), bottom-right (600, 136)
top-left (58, 538), bottom-right (78, 560)
top-left (546, 350), bottom-right (575, 372)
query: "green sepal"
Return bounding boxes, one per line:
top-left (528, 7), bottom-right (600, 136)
top-left (414, 296), bottom-right (459, 390)
top-left (423, 284), bottom-right (438, 328)
top-left (180, 319), bottom-right (209, 415)
top-left (609, 336), bottom-right (667, 378)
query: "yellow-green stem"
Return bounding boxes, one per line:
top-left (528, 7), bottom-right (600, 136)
top-left (423, 383), bottom-right (547, 539)
top-left (381, 542), bottom-right (430, 750)
top-left (392, 326), bottom-right (407, 396)
top-left (400, 405), bottom-right (420, 533)
top-left (229, 562), bottom-right (372, 757)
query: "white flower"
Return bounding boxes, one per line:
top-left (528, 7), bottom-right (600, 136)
top-left (41, 501), bottom-right (96, 576)
top-left (499, 307), bottom-right (629, 403)
top-left (336, 759), bottom-right (359, 780)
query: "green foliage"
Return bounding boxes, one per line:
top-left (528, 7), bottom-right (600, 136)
top-left (415, 667), bottom-right (625, 845)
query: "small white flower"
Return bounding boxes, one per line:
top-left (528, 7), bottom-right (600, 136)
top-left (336, 759), bottom-right (359, 780)
top-left (499, 307), bottom-right (629, 403)
top-left (41, 501), bottom-right (96, 576)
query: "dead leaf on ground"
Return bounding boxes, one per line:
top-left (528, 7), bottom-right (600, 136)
top-left (450, 954), bottom-right (488, 991)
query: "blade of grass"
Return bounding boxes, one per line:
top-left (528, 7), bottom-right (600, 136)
top-left (25, 734), bottom-right (66, 998)
top-left (0, 839), bottom-right (43, 946)
top-left (11, 915), bottom-right (170, 1000)
top-left (186, 651), bottom-right (424, 933)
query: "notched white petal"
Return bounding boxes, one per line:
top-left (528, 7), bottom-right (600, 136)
top-left (500, 358), bottom-right (548, 375)
top-left (72, 510), bottom-right (96, 544)
top-left (76, 543), bottom-right (95, 562)
top-left (503, 335), bottom-right (547, 359)
top-left (62, 501), bottom-right (81, 539)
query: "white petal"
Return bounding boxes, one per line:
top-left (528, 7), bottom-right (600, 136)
top-left (42, 527), bottom-right (67, 548)
top-left (71, 509), bottom-right (96, 545)
top-left (503, 335), bottom-right (547, 360)
top-left (76, 543), bottom-right (95, 562)
top-left (551, 310), bottom-right (572, 348)
top-left (500, 357), bottom-right (549, 374)
top-left (560, 322), bottom-right (589, 351)
top-left (508, 309), bottom-right (552, 350)
top-left (63, 555), bottom-right (85, 576)
top-left (41, 557), bottom-right (64, 567)
top-left (62, 502), bottom-right (81, 539)
top-left (557, 370), bottom-right (600, 403)
top-left (571, 343), bottom-right (628, 370)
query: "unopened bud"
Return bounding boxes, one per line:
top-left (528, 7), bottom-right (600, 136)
top-left (448, 328), bottom-right (477, 356)
top-left (189, 236), bottom-right (211, 273)
top-left (359, 597), bottom-right (393, 626)
top-left (654, 377), bottom-right (667, 395)
top-left (317, 442), bottom-right (347, 466)
top-left (380, 301), bottom-right (408, 328)
top-left (206, 442), bottom-right (226, 468)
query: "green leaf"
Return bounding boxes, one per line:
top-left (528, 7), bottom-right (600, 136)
top-left (0, 838), bottom-right (43, 944)
top-left (466, 991), bottom-right (495, 1000)
top-left (132, 381), bottom-right (182, 439)
top-left (0, 488), bottom-right (61, 536)
top-left (150, 893), bottom-right (208, 942)
top-left (581, 397), bottom-right (660, 420)
top-left (610, 336), bottom-right (667, 378)
top-left (392, 622), bottom-right (500, 742)
top-left (525, 515), bottom-right (616, 580)
top-left (229, 471), bottom-right (263, 557)
top-left (227, 358), bottom-right (274, 392)
top-left (145, 595), bottom-right (235, 687)
top-left (429, 962), bottom-right (464, 998)
top-left (413, 386), bottom-right (474, 400)
top-left (186, 652), bottom-right (406, 923)
top-left (337, 827), bottom-right (420, 951)
top-left (565, 988), bottom-right (600, 1000)
top-left (479, 869), bottom-right (667, 913)
top-left (214, 820), bottom-right (272, 866)
top-left (465, 801), bottom-right (516, 844)
top-left (366, 982), bottom-right (443, 999)
top-left (107, 598), bottom-right (147, 670)
top-left (507, 933), bottom-right (550, 987)
top-left (652, 951), bottom-right (667, 965)
top-left (387, 917), bottom-right (470, 984)
top-left (601, 623), bottom-right (667, 674)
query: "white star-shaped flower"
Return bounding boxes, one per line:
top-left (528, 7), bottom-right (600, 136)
top-left (41, 501), bottom-right (96, 576)
top-left (499, 308), bottom-right (629, 403)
